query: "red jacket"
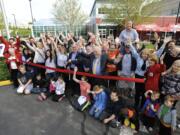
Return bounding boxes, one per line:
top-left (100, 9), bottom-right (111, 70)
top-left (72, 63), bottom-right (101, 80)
top-left (0, 36), bottom-right (21, 64)
top-left (0, 36), bottom-right (20, 54)
top-left (145, 64), bottom-right (166, 92)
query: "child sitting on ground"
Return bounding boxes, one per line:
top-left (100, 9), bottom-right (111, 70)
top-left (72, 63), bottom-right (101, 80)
top-left (89, 85), bottom-right (107, 119)
top-left (72, 67), bottom-right (91, 111)
top-left (158, 95), bottom-right (177, 135)
top-left (17, 65), bottom-right (33, 95)
top-left (141, 90), bottom-right (160, 132)
top-left (119, 108), bottom-right (139, 135)
top-left (31, 74), bottom-right (47, 94)
top-left (38, 76), bottom-right (65, 102)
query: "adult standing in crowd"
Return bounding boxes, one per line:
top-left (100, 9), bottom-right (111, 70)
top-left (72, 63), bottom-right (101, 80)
top-left (119, 21), bottom-right (139, 54)
top-left (91, 46), bottom-right (107, 86)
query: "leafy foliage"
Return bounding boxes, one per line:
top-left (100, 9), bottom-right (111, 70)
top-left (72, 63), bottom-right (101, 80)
top-left (52, 0), bottom-right (87, 31)
top-left (0, 58), bottom-right (10, 81)
top-left (102, 0), bottom-right (162, 26)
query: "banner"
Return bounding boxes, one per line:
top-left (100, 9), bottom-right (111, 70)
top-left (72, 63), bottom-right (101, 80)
top-left (0, 44), bottom-right (5, 57)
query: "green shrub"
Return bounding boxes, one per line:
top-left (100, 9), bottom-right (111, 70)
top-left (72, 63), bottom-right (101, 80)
top-left (0, 57), bottom-right (10, 81)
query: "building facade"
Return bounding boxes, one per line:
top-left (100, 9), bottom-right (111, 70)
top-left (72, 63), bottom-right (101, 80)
top-left (89, 0), bottom-right (180, 38)
top-left (32, 18), bottom-right (87, 37)
top-left (88, 0), bottom-right (118, 38)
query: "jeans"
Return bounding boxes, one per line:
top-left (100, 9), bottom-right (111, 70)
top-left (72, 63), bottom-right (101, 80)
top-left (31, 87), bottom-right (47, 94)
top-left (89, 105), bottom-right (104, 119)
top-left (46, 72), bottom-right (56, 80)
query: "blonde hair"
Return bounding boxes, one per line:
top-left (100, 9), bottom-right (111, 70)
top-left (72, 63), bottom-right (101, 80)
top-left (37, 42), bottom-right (43, 48)
top-left (141, 49), bottom-right (150, 56)
top-left (149, 54), bottom-right (158, 63)
top-left (93, 85), bottom-right (101, 91)
top-left (173, 60), bottom-right (180, 67)
top-left (165, 95), bottom-right (175, 102)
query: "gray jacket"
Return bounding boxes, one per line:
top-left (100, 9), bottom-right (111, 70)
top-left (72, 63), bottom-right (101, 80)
top-left (158, 105), bottom-right (176, 129)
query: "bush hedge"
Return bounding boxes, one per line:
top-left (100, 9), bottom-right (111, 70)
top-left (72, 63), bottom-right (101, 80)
top-left (0, 57), bottom-right (10, 81)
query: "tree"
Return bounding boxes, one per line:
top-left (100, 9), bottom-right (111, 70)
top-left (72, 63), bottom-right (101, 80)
top-left (52, 0), bottom-right (87, 32)
top-left (0, 11), bottom-right (4, 29)
top-left (102, 0), bottom-right (162, 26)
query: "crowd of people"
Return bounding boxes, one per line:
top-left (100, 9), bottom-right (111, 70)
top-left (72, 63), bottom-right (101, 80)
top-left (0, 21), bottom-right (180, 135)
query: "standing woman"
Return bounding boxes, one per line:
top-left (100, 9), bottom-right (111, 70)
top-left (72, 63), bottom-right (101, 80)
top-left (26, 41), bottom-right (46, 77)
top-left (161, 60), bottom-right (180, 100)
top-left (45, 49), bottom-right (56, 80)
top-left (53, 38), bottom-right (68, 78)
top-left (129, 44), bottom-right (149, 109)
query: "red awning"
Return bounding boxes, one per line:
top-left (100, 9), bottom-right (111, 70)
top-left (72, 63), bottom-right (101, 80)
top-left (167, 24), bottom-right (180, 32)
top-left (135, 24), bottom-right (161, 32)
top-left (135, 24), bottom-right (180, 32)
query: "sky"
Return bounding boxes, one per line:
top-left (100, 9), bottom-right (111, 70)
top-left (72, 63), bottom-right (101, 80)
top-left (2, 0), bottom-right (95, 26)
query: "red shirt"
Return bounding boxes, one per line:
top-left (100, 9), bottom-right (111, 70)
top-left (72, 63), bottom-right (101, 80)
top-left (79, 81), bottom-right (91, 101)
top-left (145, 64), bottom-right (166, 92)
top-left (106, 49), bottom-right (119, 72)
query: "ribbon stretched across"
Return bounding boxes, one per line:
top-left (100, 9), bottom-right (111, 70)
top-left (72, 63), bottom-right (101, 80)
top-left (24, 61), bottom-right (145, 83)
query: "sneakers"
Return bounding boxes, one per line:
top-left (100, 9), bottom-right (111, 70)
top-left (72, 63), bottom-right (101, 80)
top-left (140, 126), bottom-right (149, 133)
top-left (148, 127), bottom-right (153, 132)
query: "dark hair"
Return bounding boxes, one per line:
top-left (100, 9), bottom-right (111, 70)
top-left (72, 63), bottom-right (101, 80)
top-left (164, 40), bottom-right (176, 53)
top-left (20, 41), bottom-right (27, 46)
top-left (9, 37), bottom-right (15, 41)
top-left (29, 36), bottom-right (34, 40)
top-left (111, 89), bottom-right (121, 98)
top-left (36, 73), bottom-right (41, 77)
top-left (46, 50), bottom-right (53, 62)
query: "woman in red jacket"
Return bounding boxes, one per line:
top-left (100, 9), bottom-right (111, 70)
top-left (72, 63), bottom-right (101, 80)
top-left (0, 32), bottom-right (20, 56)
top-left (145, 53), bottom-right (166, 92)
top-left (7, 48), bottom-right (22, 88)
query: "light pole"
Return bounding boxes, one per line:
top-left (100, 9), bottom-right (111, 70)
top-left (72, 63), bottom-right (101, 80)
top-left (175, 1), bottom-right (180, 25)
top-left (12, 14), bottom-right (17, 28)
top-left (28, 0), bottom-right (34, 37)
top-left (0, 0), bottom-right (10, 38)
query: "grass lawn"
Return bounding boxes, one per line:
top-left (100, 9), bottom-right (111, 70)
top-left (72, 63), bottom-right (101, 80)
top-left (0, 58), bottom-right (10, 81)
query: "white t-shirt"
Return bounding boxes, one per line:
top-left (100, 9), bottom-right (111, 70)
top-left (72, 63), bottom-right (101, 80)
top-left (8, 56), bottom-right (18, 69)
top-left (55, 81), bottom-right (65, 95)
top-left (45, 58), bottom-right (56, 73)
top-left (57, 52), bottom-right (67, 67)
top-left (34, 48), bottom-right (45, 63)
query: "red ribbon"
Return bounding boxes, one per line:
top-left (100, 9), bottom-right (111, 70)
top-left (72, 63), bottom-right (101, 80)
top-left (24, 61), bottom-right (145, 83)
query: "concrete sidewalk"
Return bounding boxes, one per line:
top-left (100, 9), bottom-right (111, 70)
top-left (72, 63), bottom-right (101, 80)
top-left (0, 85), bottom-right (179, 135)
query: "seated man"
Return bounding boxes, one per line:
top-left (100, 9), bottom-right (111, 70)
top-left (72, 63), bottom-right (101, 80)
top-left (99, 90), bottom-right (125, 127)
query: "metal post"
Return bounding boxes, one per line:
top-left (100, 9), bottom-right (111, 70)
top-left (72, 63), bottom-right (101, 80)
top-left (28, 0), bottom-right (34, 37)
top-left (12, 14), bottom-right (17, 28)
top-left (176, 1), bottom-right (180, 25)
top-left (0, 0), bottom-right (10, 38)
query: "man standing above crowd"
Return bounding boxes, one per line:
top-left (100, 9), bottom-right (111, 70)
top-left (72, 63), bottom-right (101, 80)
top-left (119, 21), bottom-right (139, 54)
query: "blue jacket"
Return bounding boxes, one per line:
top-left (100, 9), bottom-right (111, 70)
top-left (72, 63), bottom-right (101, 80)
top-left (142, 98), bottom-right (160, 118)
top-left (94, 91), bottom-right (107, 110)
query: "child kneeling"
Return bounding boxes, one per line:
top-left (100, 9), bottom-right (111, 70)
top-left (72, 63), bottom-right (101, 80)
top-left (17, 65), bottom-right (33, 95)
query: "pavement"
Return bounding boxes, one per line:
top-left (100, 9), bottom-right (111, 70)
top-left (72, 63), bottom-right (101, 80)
top-left (0, 85), bottom-right (180, 135)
